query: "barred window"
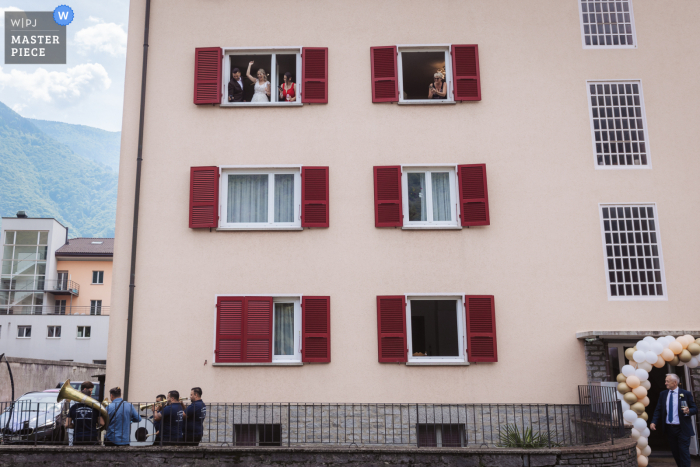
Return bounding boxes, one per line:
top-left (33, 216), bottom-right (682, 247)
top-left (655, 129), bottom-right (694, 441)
top-left (600, 205), bottom-right (666, 300)
top-left (580, 0), bottom-right (636, 48)
top-left (588, 81), bottom-right (649, 168)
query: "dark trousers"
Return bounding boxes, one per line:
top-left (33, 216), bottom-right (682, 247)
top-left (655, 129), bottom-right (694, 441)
top-left (184, 434), bottom-right (202, 446)
top-left (665, 424), bottom-right (692, 467)
top-left (104, 441), bottom-right (128, 447)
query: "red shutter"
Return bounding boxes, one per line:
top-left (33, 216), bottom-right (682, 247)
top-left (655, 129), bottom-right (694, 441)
top-left (193, 47), bottom-right (222, 104)
top-left (377, 296), bottom-right (407, 363)
top-left (451, 45), bottom-right (481, 101)
top-left (216, 296), bottom-right (245, 363)
top-left (301, 167), bottom-right (329, 227)
top-left (244, 297), bottom-right (273, 363)
top-left (302, 47), bottom-right (328, 104)
top-left (370, 46), bottom-right (398, 103)
top-left (457, 164), bottom-right (489, 226)
top-left (465, 295), bottom-right (497, 362)
top-left (374, 166), bottom-right (403, 227)
top-left (189, 167), bottom-right (219, 228)
top-left (302, 296), bottom-right (330, 363)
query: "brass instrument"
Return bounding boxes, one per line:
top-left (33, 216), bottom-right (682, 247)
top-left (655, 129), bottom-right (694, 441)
top-left (139, 398), bottom-right (188, 412)
top-left (57, 379), bottom-right (110, 428)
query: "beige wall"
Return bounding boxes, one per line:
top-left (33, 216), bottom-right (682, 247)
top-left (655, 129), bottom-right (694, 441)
top-left (56, 260), bottom-right (112, 311)
top-left (108, 0), bottom-right (700, 403)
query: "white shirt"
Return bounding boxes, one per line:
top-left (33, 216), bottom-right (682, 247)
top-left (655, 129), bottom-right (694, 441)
top-left (237, 78), bottom-right (243, 91)
top-left (666, 389), bottom-right (680, 424)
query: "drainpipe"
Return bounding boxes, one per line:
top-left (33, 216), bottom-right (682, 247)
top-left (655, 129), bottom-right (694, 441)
top-left (123, 0), bottom-right (151, 401)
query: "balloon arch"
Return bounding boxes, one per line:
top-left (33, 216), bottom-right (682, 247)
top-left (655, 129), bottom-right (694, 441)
top-left (615, 334), bottom-right (700, 467)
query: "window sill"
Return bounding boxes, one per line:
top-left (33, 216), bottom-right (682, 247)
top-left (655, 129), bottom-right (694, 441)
top-left (212, 362), bottom-right (303, 367)
top-left (216, 227), bottom-right (304, 231)
top-left (398, 100), bottom-right (456, 105)
top-left (220, 102), bottom-right (303, 108)
top-left (406, 361), bottom-right (470, 366)
top-left (76, 338), bottom-right (91, 340)
top-left (402, 225), bottom-right (462, 230)
top-left (16, 337), bottom-right (31, 339)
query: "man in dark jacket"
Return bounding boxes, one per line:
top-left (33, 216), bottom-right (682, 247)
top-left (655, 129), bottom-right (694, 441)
top-left (228, 68), bottom-right (244, 102)
top-left (651, 373), bottom-right (698, 467)
top-left (154, 390), bottom-right (186, 445)
top-left (185, 387), bottom-right (206, 445)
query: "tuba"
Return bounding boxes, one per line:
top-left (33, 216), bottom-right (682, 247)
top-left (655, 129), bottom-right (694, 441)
top-left (57, 379), bottom-right (110, 428)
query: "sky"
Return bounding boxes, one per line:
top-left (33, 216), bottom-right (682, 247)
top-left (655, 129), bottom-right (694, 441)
top-left (0, 1), bottom-right (130, 131)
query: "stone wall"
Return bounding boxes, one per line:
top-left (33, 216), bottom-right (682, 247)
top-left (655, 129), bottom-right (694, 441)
top-left (0, 357), bottom-right (105, 401)
top-left (584, 340), bottom-right (609, 384)
top-left (0, 439), bottom-right (638, 466)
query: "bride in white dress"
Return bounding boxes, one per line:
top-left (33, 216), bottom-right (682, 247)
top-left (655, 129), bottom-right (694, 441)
top-left (246, 61), bottom-right (271, 102)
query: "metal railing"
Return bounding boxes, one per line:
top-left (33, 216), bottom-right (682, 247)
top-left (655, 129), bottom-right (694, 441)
top-left (0, 279), bottom-right (80, 296)
top-left (578, 385), bottom-right (626, 439)
top-left (0, 306), bottom-right (109, 316)
top-left (0, 401), bottom-right (623, 448)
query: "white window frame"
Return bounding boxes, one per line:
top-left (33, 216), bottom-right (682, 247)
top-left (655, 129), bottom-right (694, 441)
top-left (47, 325), bottom-right (61, 339)
top-left (598, 202), bottom-right (668, 301)
top-left (17, 325), bottom-right (31, 338)
top-left (77, 326), bottom-right (91, 339)
top-left (587, 80), bottom-right (651, 169)
top-left (405, 294), bottom-right (467, 365)
top-left (90, 300), bottom-right (102, 315)
top-left (218, 166), bottom-right (302, 230)
top-left (401, 165), bottom-right (460, 229)
top-left (220, 47), bottom-right (303, 107)
top-left (212, 294), bottom-right (304, 366)
top-left (579, 0), bottom-right (637, 49)
top-left (397, 44), bottom-right (455, 105)
top-left (92, 270), bottom-right (104, 284)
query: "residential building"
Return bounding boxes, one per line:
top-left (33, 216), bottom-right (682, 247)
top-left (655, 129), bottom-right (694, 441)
top-left (109, 2), bottom-right (699, 451)
top-left (0, 213), bottom-right (111, 364)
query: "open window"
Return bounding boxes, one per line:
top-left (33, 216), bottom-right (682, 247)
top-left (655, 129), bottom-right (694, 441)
top-left (407, 296), bottom-right (465, 364)
top-left (418, 424), bottom-right (466, 447)
top-left (399, 46), bottom-right (453, 103)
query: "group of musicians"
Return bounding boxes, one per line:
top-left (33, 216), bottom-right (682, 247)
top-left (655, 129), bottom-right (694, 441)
top-left (65, 382), bottom-right (206, 446)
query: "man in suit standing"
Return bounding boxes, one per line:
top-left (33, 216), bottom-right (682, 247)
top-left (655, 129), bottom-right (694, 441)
top-left (228, 68), bottom-right (245, 102)
top-left (651, 373), bottom-right (698, 467)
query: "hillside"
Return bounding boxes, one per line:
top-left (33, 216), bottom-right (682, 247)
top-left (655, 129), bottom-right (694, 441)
top-left (0, 102), bottom-right (118, 238)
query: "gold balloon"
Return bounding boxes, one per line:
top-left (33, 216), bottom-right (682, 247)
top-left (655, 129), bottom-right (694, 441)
top-left (640, 412), bottom-right (648, 421)
top-left (631, 402), bottom-right (646, 415)
top-left (695, 338), bottom-right (700, 347)
top-left (687, 343), bottom-right (700, 356)
top-left (617, 373), bottom-right (628, 383)
top-left (671, 356), bottom-right (680, 366)
top-left (618, 382), bottom-right (631, 394)
top-left (680, 349), bottom-right (692, 362)
top-left (625, 348), bottom-right (636, 361)
top-left (624, 392), bottom-right (639, 405)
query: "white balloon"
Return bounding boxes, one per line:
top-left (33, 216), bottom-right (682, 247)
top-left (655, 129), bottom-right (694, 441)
top-left (621, 400), bottom-right (630, 411)
top-left (633, 350), bottom-right (647, 363)
top-left (630, 428), bottom-right (641, 440)
top-left (637, 341), bottom-right (650, 352)
top-left (651, 342), bottom-right (664, 355)
top-left (665, 335), bottom-right (675, 342)
top-left (645, 351), bottom-right (658, 363)
top-left (643, 336), bottom-right (656, 344)
top-left (633, 418), bottom-right (648, 431)
top-left (622, 365), bottom-right (636, 377)
top-left (639, 362), bottom-right (653, 372)
top-left (617, 391), bottom-right (624, 400)
top-left (637, 436), bottom-right (648, 448)
top-left (641, 380), bottom-right (651, 390)
top-left (642, 427), bottom-right (650, 438)
top-left (624, 410), bottom-right (639, 423)
top-left (641, 445), bottom-right (651, 456)
top-left (635, 369), bottom-right (649, 381)
top-left (688, 357), bottom-right (699, 369)
top-left (661, 337), bottom-right (671, 349)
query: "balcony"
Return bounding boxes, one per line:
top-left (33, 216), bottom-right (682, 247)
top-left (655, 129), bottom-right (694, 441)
top-left (0, 305), bottom-right (109, 316)
top-left (0, 279), bottom-right (80, 296)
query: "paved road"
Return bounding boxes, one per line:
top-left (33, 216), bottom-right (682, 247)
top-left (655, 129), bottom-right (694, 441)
top-left (649, 456), bottom-right (700, 465)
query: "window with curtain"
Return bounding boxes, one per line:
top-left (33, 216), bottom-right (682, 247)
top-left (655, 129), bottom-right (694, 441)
top-left (403, 168), bottom-right (457, 227)
top-left (274, 303), bottom-right (295, 356)
top-left (223, 169), bottom-right (300, 229)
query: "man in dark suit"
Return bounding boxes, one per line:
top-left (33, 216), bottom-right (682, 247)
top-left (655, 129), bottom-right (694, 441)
top-left (651, 373), bottom-right (698, 467)
top-left (228, 67), bottom-right (245, 102)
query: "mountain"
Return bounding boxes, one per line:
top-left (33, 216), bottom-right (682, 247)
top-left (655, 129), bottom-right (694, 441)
top-left (29, 118), bottom-right (121, 172)
top-left (0, 102), bottom-right (118, 238)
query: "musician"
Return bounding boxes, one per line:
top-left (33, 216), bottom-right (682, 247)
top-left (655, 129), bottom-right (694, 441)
top-left (149, 394), bottom-right (166, 444)
top-left (105, 387), bottom-right (141, 446)
top-left (153, 390), bottom-right (186, 445)
top-left (184, 387), bottom-right (206, 445)
top-left (65, 381), bottom-right (104, 444)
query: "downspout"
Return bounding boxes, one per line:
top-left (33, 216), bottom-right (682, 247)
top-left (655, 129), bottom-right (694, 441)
top-left (123, 0), bottom-right (151, 401)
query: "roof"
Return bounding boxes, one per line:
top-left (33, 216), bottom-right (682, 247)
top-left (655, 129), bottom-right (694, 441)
top-left (55, 238), bottom-right (114, 257)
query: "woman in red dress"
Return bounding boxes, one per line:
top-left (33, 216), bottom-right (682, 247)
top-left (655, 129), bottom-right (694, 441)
top-left (278, 72), bottom-right (297, 102)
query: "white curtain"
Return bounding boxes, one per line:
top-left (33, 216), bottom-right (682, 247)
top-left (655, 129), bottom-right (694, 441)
top-left (431, 172), bottom-right (451, 221)
top-left (274, 174), bottom-right (294, 222)
top-left (274, 303), bottom-right (294, 355)
top-left (228, 175), bottom-right (268, 223)
top-left (408, 173), bottom-right (427, 221)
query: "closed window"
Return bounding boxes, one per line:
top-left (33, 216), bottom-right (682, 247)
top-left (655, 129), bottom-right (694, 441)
top-left (588, 80), bottom-right (650, 168)
top-left (90, 300), bottom-right (102, 315)
top-left (418, 424), bottom-right (466, 447)
top-left (77, 326), bottom-right (91, 338)
top-left (600, 204), bottom-right (667, 299)
top-left (47, 325), bottom-right (61, 338)
top-left (403, 168), bottom-right (458, 227)
top-left (579, 0), bottom-right (636, 48)
top-left (54, 300), bottom-right (66, 315)
top-left (234, 424), bottom-right (281, 446)
top-left (17, 325), bottom-right (31, 338)
top-left (92, 271), bottom-right (104, 284)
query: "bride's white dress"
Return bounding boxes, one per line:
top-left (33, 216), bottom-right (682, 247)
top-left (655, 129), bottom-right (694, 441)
top-left (251, 80), bottom-right (269, 103)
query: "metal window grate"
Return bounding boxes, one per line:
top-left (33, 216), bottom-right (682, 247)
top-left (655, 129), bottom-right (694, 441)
top-left (580, 0), bottom-right (636, 48)
top-left (600, 205), bottom-right (666, 299)
top-left (588, 81), bottom-right (649, 167)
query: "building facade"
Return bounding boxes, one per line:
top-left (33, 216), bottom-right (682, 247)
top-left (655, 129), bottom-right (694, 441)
top-left (0, 215), bottom-right (111, 364)
top-left (108, 0), bottom-right (700, 416)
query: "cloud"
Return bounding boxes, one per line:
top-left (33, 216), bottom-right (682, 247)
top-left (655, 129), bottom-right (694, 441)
top-left (0, 6), bottom-right (23, 27)
top-left (0, 64), bottom-right (111, 107)
top-left (74, 22), bottom-right (127, 56)
top-left (87, 16), bottom-right (102, 23)
top-left (11, 103), bottom-right (27, 113)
